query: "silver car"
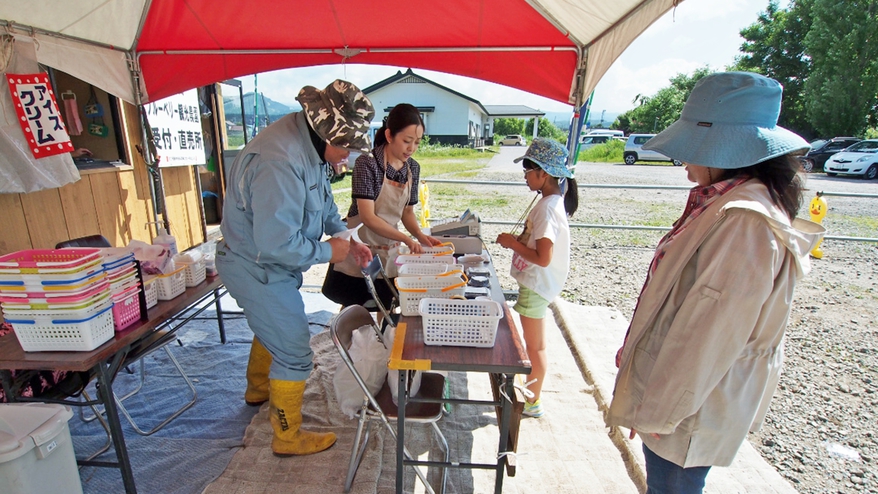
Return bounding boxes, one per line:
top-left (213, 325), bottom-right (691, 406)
top-left (623, 134), bottom-right (682, 166)
top-left (824, 139), bottom-right (878, 179)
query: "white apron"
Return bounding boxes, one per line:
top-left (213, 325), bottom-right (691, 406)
top-left (334, 153), bottom-right (412, 278)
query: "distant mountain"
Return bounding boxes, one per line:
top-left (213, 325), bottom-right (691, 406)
top-left (223, 92), bottom-right (298, 125)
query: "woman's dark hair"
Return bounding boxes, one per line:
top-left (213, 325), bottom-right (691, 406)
top-left (720, 154), bottom-right (803, 219)
top-left (373, 103), bottom-right (424, 148)
top-left (523, 158), bottom-right (579, 217)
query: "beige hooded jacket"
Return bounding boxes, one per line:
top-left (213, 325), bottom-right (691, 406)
top-left (606, 180), bottom-right (825, 468)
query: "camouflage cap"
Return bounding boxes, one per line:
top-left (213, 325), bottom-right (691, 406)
top-left (297, 80), bottom-right (375, 154)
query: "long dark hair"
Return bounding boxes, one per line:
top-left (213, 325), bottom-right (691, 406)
top-left (373, 103), bottom-right (424, 149)
top-left (720, 154), bottom-right (804, 219)
top-left (523, 158), bottom-right (579, 217)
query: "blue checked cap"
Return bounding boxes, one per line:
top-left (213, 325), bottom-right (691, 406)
top-left (513, 137), bottom-right (573, 178)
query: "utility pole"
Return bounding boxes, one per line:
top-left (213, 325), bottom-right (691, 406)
top-left (653, 116), bottom-right (658, 132)
top-left (600, 109), bottom-right (606, 128)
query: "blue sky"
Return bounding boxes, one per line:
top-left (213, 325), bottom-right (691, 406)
top-left (239, 0), bottom-right (784, 116)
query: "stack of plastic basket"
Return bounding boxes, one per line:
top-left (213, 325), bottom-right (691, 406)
top-left (0, 248), bottom-right (114, 352)
top-left (173, 250), bottom-right (206, 288)
top-left (418, 297), bottom-right (503, 347)
top-left (101, 249), bottom-right (143, 332)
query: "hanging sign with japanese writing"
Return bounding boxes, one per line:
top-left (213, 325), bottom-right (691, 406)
top-left (145, 88), bottom-right (205, 167)
top-left (7, 73), bottom-right (74, 159)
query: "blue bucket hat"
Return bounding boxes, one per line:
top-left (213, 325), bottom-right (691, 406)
top-left (513, 137), bottom-right (573, 178)
top-left (643, 72), bottom-right (809, 169)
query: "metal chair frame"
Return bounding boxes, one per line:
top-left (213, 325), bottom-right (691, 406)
top-left (330, 305), bottom-right (448, 494)
top-left (361, 255), bottom-right (400, 330)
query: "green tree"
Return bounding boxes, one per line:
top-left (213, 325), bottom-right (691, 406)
top-left (803, 0), bottom-right (878, 136)
top-left (734, 0), bottom-right (816, 138)
top-left (524, 117), bottom-right (567, 144)
top-left (492, 117), bottom-right (524, 137)
top-left (613, 68), bottom-right (713, 134)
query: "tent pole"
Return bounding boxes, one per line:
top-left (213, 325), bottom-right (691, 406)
top-left (128, 52), bottom-right (168, 234)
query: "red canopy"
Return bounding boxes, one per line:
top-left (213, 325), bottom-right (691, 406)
top-left (1, 0), bottom-right (681, 105)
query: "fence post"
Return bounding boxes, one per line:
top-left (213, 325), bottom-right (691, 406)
top-left (809, 192), bottom-right (827, 259)
top-left (418, 181), bottom-right (430, 228)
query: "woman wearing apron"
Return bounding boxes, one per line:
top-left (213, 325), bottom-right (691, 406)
top-left (323, 103), bottom-right (442, 308)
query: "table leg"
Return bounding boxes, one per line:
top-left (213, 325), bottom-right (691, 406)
top-left (214, 288), bottom-right (226, 344)
top-left (396, 369), bottom-right (407, 494)
top-left (494, 373), bottom-right (514, 494)
top-left (94, 361), bottom-right (137, 494)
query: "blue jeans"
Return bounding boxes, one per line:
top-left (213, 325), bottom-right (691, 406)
top-left (643, 444), bottom-right (711, 494)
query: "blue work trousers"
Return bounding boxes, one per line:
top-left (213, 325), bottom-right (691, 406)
top-left (216, 245), bottom-right (312, 382)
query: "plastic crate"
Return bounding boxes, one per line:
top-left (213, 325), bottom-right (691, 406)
top-left (154, 267), bottom-right (186, 300)
top-left (395, 254), bottom-right (455, 266)
top-left (143, 277), bottom-right (158, 309)
top-left (7, 305), bottom-right (115, 352)
top-left (395, 274), bottom-right (468, 316)
top-left (0, 280), bottom-right (110, 305)
top-left (397, 263), bottom-right (463, 277)
top-left (177, 258), bottom-right (206, 287)
top-left (2, 290), bottom-right (111, 313)
top-left (418, 298), bottom-right (503, 348)
top-left (0, 248), bottom-right (101, 274)
top-left (0, 272), bottom-right (107, 293)
top-left (111, 286), bottom-right (142, 331)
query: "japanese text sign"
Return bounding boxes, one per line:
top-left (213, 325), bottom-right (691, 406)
top-left (145, 88), bottom-right (205, 167)
top-left (7, 73), bottom-right (74, 159)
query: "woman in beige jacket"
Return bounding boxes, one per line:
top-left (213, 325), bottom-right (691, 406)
top-left (606, 72), bottom-right (824, 493)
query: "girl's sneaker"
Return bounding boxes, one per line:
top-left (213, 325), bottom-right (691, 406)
top-left (522, 399), bottom-right (544, 418)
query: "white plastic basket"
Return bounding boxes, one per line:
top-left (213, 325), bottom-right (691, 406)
top-left (178, 258), bottom-right (206, 287)
top-left (143, 277), bottom-right (158, 309)
top-left (418, 298), bottom-right (503, 348)
top-left (395, 274), bottom-right (468, 316)
top-left (395, 254), bottom-right (455, 266)
top-left (397, 263), bottom-right (463, 277)
top-left (154, 267), bottom-right (186, 300)
top-left (8, 304), bottom-right (115, 352)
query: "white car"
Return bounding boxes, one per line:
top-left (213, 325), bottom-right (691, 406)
top-left (623, 134), bottom-right (682, 166)
top-left (499, 134), bottom-right (526, 146)
top-left (824, 139), bottom-right (878, 179)
top-left (579, 134), bottom-right (613, 150)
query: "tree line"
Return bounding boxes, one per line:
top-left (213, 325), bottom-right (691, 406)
top-left (613, 0), bottom-right (878, 141)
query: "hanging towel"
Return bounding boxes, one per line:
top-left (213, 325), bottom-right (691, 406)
top-left (63, 96), bottom-right (83, 136)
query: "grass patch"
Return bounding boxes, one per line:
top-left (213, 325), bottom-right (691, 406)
top-left (578, 140), bottom-right (624, 162)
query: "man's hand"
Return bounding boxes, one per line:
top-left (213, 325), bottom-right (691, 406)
top-left (349, 240), bottom-right (373, 268)
top-left (328, 237), bottom-right (351, 264)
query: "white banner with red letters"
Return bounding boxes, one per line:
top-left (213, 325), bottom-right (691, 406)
top-left (6, 73), bottom-right (74, 159)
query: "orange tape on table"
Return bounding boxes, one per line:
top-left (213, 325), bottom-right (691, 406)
top-left (387, 322), bottom-right (432, 371)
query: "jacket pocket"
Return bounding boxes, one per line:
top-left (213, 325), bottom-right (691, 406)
top-left (302, 182), bottom-right (323, 240)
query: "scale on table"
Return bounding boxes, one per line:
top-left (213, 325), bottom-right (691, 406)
top-left (431, 209), bottom-right (480, 236)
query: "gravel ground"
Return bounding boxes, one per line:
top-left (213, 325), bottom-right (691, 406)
top-left (318, 159), bottom-right (877, 492)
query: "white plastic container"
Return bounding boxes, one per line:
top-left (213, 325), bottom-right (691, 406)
top-left (152, 228), bottom-right (178, 256)
top-left (0, 403), bottom-right (83, 494)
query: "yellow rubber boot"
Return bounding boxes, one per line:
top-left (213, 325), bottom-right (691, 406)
top-left (268, 379), bottom-right (337, 456)
top-left (244, 338), bottom-right (271, 406)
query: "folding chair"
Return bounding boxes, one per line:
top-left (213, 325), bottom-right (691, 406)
top-left (330, 305), bottom-right (448, 494)
top-left (361, 255), bottom-right (399, 330)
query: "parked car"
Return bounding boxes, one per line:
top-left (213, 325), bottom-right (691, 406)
top-left (579, 134), bottom-right (613, 150)
top-left (623, 134), bottom-right (682, 166)
top-left (499, 134), bottom-right (526, 146)
top-left (584, 129), bottom-right (625, 139)
top-left (800, 137), bottom-right (861, 172)
top-left (823, 139), bottom-right (878, 179)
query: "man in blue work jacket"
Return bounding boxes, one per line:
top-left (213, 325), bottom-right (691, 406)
top-left (217, 80), bottom-right (373, 456)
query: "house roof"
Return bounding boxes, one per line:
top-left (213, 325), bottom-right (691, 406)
top-left (483, 105), bottom-right (546, 117)
top-left (364, 69), bottom-right (489, 115)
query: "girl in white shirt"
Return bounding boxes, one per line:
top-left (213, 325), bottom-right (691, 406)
top-left (496, 137), bottom-right (578, 417)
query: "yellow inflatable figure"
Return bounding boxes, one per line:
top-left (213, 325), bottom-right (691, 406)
top-left (809, 194), bottom-right (827, 259)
